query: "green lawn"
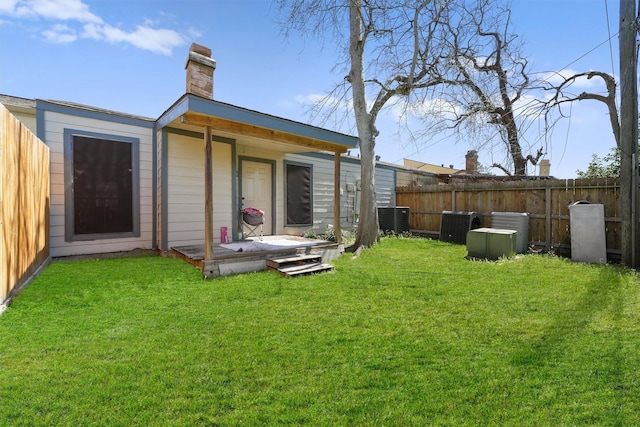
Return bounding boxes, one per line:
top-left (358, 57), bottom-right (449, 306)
top-left (1, 238), bottom-right (639, 426)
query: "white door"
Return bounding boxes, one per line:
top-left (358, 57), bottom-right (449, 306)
top-left (241, 160), bottom-right (272, 235)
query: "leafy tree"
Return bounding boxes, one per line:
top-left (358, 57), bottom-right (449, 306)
top-left (576, 148), bottom-right (620, 178)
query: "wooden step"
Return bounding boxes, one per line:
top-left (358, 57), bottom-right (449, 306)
top-left (266, 253), bottom-right (333, 277)
top-left (276, 262), bottom-right (334, 278)
top-left (266, 254), bottom-right (322, 270)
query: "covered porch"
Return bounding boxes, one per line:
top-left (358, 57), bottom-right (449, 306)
top-left (155, 44), bottom-right (358, 278)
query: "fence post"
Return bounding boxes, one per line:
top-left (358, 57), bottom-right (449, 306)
top-left (545, 185), bottom-right (552, 251)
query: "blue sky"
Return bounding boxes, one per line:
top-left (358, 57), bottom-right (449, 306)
top-left (0, 0), bottom-right (623, 178)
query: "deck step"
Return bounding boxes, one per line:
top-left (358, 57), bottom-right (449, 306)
top-left (266, 254), bottom-right (333, 277)
top-left (266, 254), bottom-right (322, 269)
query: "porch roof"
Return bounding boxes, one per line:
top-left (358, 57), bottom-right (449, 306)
top-left (156, 94), bottom-right (359, 153)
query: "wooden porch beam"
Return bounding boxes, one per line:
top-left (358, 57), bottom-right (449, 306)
top-left (334, 151), bottom-right (342, 245)
top-left (204, 126), bottom-right (214, 260)
top-left (181, 112), bottom-right (348, 154)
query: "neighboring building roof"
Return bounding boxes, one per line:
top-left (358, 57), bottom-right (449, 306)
top-left (403, 158), bottom-right (464, 175)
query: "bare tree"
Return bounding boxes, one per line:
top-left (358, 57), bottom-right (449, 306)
top-left (541, 71), bottom-right (619, 148)
top-left (275, 0), bottom-right (537, 249)
top-left (426, 0), bottom-right (542, 176)
top-left (276, 0), bottom-right (451, 251)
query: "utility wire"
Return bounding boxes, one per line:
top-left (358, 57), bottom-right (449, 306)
top-left (539, 31), bottom-right (620, 84)
top-left (603, 0), bottom-right (617, 79)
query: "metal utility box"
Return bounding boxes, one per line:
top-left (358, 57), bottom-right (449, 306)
top-left (569, 201), bottom-right (606, 264)
top-left (378, 207), bottom-right (410, 234)
top-left (491, 212), bottom-right (530, 253)
top-left (466, 228), bottom-right (517, 260)
top-left (440, 211), bottom-right (482, 244)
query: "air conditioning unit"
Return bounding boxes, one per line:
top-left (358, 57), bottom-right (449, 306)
top-left (466, 228), bottom-right (517, 260)
top-left (439, 211), bottom-right (482, 244)
top-left (378, 206), bottom-right (410, 233)
top-left (491, 212), bottom-right (530, 253)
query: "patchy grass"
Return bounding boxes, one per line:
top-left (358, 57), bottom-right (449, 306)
top-left (1, 238), bottom-right (639, 426)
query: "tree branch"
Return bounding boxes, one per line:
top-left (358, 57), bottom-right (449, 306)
top-left (542, 71), bottom-right (619, 147)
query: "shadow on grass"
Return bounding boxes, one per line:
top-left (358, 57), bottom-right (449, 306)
top-left (510, 265), bottom-right (623, 367)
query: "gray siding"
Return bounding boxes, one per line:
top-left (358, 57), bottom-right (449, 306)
top-left (284, 153), bottom-right (397, 234)
top-left (43, 110), bottom-right (154, 257)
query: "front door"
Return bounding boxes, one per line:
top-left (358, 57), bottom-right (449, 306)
top-left (241, 159), bottom-right (273, 235)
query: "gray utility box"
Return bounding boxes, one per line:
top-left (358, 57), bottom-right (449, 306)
top-left (569, 201), bottom-right (606, 264)
top-left (491, 212), bottom-right (530, 253)
top-left (466, 228), bottom-right (517, 260)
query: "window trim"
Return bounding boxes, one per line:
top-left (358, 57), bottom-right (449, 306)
top-left (284, 160), bottom-right (313, 227)
top-left (63, 129), bottom-right (140, 242)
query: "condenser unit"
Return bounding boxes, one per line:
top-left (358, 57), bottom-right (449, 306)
top-left (466, 228), bottom-right (517, 260)
top-left (378, 206), bottom-right (410, 234)
top-left (439, 211), bottom-right (482, 244)
top-left (491, 212), bottom-right (530, 253)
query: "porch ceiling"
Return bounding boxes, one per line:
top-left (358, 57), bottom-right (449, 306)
top-left (158, 94), bottom-right (359, 154)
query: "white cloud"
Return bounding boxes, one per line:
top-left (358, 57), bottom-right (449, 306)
top-left (5, 0), bottom-right (101, 23)
top-left (101, 24), bottom-right (186, 56)
top-left (187, 26), bottom-right (202, 39)
top-left (81, 21), bottom-right (100, 40)
top-left (0, 0), bottom-right (20, 15)
top-left (42, 22), bottom-right (76, 43)
top-left (0, 0), bottom-right (188, 55)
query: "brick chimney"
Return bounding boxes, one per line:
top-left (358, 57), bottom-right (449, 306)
top-left (185, 43), bottom-right (216, 99)
top-left (465, 150), bottom-right (478, 174)
top-left (539, 159), bottom-right (550, 177)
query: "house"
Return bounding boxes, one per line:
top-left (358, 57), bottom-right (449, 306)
top-left (2, 43), bottom-right (425, 279)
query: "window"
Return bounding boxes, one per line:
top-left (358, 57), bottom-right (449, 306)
top-left (285, 162), bottom-right (312, 226)
top-left (64, 130), bottom-right (140, 241)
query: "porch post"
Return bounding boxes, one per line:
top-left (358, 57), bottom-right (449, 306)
top-left (334, 151), bottom-right (342, 245)
top-left (204, 126), bottom-right (214, 260)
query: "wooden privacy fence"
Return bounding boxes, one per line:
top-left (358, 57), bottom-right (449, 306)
top-left (396, 178), bottom-right (623, 257)
top-left (1, 103), bottom-right (50, 307)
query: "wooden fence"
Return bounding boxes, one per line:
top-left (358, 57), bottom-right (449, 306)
top-left (1, 103), bottom-right (50, 308)
top-left (396, 178), bottom-right (623, 258)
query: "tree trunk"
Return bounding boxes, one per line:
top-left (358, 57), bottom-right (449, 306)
top-left (355, 132), bottom-right (380, 249)
top-left (507, 123), bottom-right (526, 175)
top-left (349, 0), bottom-right (379, 250)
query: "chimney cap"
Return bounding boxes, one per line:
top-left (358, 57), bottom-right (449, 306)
top-left (185, 44), bottom-right (216, 70)
top-left (190, 43), bottom-right (211, 57)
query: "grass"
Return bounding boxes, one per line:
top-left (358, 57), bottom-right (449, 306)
top-left (1, 238), bottom-right (640, 426)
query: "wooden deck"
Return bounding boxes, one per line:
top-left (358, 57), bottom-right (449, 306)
top-left (171, 235), bottom-right (342, 278)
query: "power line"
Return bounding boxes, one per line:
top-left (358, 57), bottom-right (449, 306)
top-left (554, 31), bottom-right (620, 78)
top-left (603, 0), bottom-right (617, 78)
